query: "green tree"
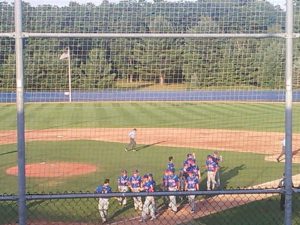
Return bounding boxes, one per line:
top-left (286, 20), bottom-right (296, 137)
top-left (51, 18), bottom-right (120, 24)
top-left (79, 48), bottom-right (115, 89)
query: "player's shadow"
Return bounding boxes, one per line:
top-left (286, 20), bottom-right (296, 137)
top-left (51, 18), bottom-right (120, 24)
top-left (0, 150), bottom-right (17, 156)
top-left (109, 198), bottom-right (136, 219)
top-left (218, 164), bottom-right (246, 189)
top-left (133, 141), bottom-right (167, 152)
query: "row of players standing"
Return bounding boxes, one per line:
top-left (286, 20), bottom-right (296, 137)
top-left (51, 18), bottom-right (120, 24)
top-left (95, 151), bottom-right (223, 223)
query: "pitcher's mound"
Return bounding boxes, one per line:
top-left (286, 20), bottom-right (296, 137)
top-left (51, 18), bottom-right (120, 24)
top-left (6, 162), bottom-right (97, 178)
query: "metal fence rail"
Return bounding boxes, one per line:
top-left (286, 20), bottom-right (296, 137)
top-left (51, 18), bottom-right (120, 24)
top-left (0, 0), bottom-right (299, 224)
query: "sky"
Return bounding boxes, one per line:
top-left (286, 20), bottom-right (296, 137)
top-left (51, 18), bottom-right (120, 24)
top-left (4, 0), bottom-right (286, 8)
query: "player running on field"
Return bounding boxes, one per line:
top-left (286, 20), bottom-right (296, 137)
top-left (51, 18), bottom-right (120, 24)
top-left (95, 178), bottom-right (112, 223)
top-left (185, 171), bottom-right (199, 213)
top-left (140, 174), bottom-right (156, 222)
top-left (117, 170), bottom-right (129, 206)
top-left (125, 128), bottom-right (137, 151)
top-left (206, 155), bottom-right (219, 190)
top-left (166, 169), bottom-right (180, 213)
top-left (276, 137), bottom-right (300, 162)
top-left (129, 169), bottom-right (143, 211)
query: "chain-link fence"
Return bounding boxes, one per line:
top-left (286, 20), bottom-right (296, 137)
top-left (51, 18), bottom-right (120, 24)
top-left (1, 0), bottom-right (300, 224)
top-left (0, 191), bottom-right (294, 225)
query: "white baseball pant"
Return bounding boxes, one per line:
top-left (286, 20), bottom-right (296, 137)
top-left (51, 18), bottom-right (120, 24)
top-left (207, 171), bottom-right (216, 190)
top-left (118, 186), bottom-right (129, 206)
top-left (131, 188), bottom-right (143, 211)
top-left (98, 198), bottom-right (109, 223)
top-left (141, 196), bottom-right (156, 220)
top-left (168, 187), bottom-right (177, 212)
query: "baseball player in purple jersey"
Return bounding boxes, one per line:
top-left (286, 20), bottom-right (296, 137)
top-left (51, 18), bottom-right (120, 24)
top-left (125, 128), bottom-right (137, 152)
top-left (167, 156), bottom-right (175, 173)
top-left (140, 174), bottom-right (156, 222)
top-left (166, 169), bottom-right (180, 213)
top-left (117, 170), bottom-right (129, 206)
top-left (129, 169), bottom-right (143, 211)
top-left (185, 171), bottom-right (199, 213)
top-left (183, 153), bottom-right (196, 167)
top-left (162, 169), bottom-right (170, 206)
top-left (206, 155), bottom-right (218, 190)
top-left (188, 159), bottom-right (201, 180)
top-left (212, 151), bottom-right (223, 188)
top-left (95, 179), bottom-right (112, 223)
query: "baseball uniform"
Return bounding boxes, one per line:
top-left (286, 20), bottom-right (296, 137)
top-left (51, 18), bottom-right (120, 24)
top-left (166, 173), bottom-right (179, 212)
top-left (95, 184), bottom-right (112, 223)
top-left (185, 174), bottom-right (199, 212)
top-left (125, 129), bottom-right (137, 151)
top-left (129, 174), bottom-right (143, 211)
top-left (206, 156), bottom-right (218, 191)
top-left (117, 174), bottom-right (129, 206)
top-left (141, 178), bottom-right (156, 221)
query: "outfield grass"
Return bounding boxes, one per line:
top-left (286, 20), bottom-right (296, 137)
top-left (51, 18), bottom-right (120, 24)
top-left (1, 102), bottom-right (300, 132)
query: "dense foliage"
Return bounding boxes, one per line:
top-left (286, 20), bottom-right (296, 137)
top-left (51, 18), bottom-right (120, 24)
top-left (0, 0), bottom-right (299, 90)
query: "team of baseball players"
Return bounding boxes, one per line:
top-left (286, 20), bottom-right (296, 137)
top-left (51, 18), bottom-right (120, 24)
top-left (95, 151), bottom-right (223, 223)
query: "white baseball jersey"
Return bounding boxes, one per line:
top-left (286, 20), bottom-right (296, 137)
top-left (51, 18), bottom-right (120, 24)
top-left (128, 130), bottom-right (136, 139)
top-left (282, 138), bottom-right (286, 147)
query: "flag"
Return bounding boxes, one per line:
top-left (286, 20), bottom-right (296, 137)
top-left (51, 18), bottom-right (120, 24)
top-left (59, 50), bottom-right (70, 60)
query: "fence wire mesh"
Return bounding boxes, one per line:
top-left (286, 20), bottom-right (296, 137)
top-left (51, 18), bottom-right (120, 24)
top-left (0, 192), bottom-right (290, 225)
top-left (19, 1), bottom-right (286, 34)
top-left (1, 0), bottom-right (300, 224)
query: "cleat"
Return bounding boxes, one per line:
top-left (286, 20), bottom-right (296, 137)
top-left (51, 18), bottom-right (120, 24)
top-left (124, 148), bottom-right (128, 152)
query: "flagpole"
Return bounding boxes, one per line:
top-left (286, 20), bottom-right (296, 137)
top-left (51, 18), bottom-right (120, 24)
top-left (68, 47), bottom-right (72, 103)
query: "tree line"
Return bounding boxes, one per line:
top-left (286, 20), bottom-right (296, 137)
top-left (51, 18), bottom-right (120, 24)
top-left (0, 0), bottom-right (299, 90)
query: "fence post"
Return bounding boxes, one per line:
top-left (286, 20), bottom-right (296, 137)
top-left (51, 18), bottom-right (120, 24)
top-left (284, 0), bottom-right (294, 224)
top-left (14, 0), bottom-right (26, 225)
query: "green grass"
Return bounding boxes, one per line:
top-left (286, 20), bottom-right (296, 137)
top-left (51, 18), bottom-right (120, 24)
top-left (192, 195), bottom-right (300, 225)
top-left (1, 102), bottom-right (300, 132)
top-left (0, 140), bottom-right (299, 224)
top-left (1, 140), bottom-right (299, 194)
top-left (191, 196), bottom-right (285, 225)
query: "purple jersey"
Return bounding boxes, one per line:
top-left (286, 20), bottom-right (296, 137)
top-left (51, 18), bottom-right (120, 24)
top-left (212, 156), bottom-right (221, 165)
top-left (186, 176), bottom-right (199, 190)
top-left (163, 174), bottom-right (169, 187)
top-left (118, 175), bottom-right (129, 186)
top-left (143, 181), bottom-right (155, 193)
top-left (129, 175), bottom-right (142, 188)
top-left (96, 185), bottom-right (112, 194)
top-left (167, 174), bottom-right (179, 188)
top-left (206, 159), bottom-right (218, 172)
top-left (184, 157), bottom-right (196, 166)
top-left (167, 162), bottom-right (175, 173)
top-left (190, 165), bottom-right (200, 177)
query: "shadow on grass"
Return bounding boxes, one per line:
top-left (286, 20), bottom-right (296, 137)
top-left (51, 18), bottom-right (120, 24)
top-left (127, 141), bottom-right (167, 152)
top-left (0, 150), bottom-right (17, 156)
top-left (219, 164), bottom-right (246, 189)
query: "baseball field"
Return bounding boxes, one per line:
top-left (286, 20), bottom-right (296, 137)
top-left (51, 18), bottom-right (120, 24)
top-left (1, 101), bottom-right (300, 224)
